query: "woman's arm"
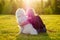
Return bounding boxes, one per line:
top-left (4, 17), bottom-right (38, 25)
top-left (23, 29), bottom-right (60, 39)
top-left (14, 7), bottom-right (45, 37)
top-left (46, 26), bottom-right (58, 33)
top-left (20, 20), bottom-right (29, 26)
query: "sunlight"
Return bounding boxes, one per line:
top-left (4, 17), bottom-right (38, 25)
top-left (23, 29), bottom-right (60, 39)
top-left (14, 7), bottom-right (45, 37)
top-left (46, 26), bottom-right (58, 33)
top-left (23, 0), bottom-right (48, 4)
top-left (23, 0), bottom-right (35, 4)
top-left (43, 0), bottom-right (48, 2)
top-left (23, 0), bottom-right (31, 9)
top-left (22, 0), bottom-right (48, 9)
top-left (23, 0), bottom-right (40, 9)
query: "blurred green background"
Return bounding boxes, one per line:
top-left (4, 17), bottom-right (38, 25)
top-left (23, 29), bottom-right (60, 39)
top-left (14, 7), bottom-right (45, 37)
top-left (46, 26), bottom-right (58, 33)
top-left (0, 0), bottom-right (60, 15)
top-left (0, 0), bottom-right (60, 40)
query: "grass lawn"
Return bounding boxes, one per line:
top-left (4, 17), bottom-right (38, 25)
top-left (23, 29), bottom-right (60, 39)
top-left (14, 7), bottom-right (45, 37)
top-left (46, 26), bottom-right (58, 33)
top-left (0, 15), bottom-right (60, 40)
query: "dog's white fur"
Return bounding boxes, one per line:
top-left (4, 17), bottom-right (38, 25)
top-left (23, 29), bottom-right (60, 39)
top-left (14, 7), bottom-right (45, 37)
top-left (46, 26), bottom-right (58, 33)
top-left (16, 8), bottom-right (38, 35)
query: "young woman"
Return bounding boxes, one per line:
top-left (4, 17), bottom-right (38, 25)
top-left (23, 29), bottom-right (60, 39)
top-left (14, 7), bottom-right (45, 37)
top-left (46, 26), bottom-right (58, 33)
top-left (26, 8), bottom-right (46, 33)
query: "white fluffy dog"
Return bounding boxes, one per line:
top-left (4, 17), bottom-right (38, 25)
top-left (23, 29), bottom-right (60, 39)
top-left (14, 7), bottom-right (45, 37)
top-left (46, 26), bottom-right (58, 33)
top-left (16, 8), bottom-right (38, 35)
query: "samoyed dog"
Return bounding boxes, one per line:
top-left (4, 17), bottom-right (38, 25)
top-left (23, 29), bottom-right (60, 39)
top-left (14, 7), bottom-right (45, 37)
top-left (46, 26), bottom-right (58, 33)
top-left (16, 8), bottom-right (38, 35)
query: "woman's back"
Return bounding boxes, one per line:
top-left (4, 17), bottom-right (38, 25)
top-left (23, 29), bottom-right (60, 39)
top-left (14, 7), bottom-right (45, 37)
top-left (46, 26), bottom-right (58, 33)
top-left (26, 8), bottom-right (46, 33)
top-left (28, 16), bottom-right (46, 33)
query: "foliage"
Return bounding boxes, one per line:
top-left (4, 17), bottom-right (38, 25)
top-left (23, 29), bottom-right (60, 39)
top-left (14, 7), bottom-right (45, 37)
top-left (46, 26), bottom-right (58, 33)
top-left (0, 0), bottom-right (5, 14)
top-left (0, 0), bottom-right (60, 15)
top-left (55, 0), bottom-right (60, 14)
top-left (0, 0), bottom-right (22, 15)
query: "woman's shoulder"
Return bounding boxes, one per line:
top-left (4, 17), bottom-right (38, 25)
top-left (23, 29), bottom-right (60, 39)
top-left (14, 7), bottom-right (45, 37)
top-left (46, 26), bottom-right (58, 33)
top-left (35, 15), bottom-right (40, 18)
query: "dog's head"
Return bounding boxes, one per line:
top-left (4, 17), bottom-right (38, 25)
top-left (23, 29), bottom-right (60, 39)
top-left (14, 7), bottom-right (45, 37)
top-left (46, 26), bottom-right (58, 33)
top-left (16, 8), bottom-right (27, 23)
top-left (16, 8), bottom-right (25, 18)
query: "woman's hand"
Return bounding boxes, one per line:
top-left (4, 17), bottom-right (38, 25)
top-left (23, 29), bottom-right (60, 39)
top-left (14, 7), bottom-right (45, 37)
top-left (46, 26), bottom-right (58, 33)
top-left (20, 21), bottom-right (29, 26)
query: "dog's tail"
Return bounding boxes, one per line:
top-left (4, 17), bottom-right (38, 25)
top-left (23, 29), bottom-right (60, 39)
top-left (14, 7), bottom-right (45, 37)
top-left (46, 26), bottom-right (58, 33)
top-left (47, 30), bottom-right (56, 32)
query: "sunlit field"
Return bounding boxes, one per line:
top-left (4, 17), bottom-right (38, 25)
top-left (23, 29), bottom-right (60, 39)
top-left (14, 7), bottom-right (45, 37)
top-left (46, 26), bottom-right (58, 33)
top-left (0, 0), bottom-right (60, 40)
top-left (0, 15), bottom-right (60, 40)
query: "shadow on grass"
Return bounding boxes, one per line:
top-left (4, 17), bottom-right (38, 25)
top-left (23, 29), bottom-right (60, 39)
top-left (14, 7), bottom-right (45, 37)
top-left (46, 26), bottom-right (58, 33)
top-left (16, 32), bottom-right (51, 40)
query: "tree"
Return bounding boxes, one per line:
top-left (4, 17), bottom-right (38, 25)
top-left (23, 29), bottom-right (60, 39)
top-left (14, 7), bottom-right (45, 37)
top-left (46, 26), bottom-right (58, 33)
top-left (11, 0), bottom-right (23, 14)
top-left (0, 0), bottom-right (5, 14)
top-left (55, 0), bottom-right (60, 14)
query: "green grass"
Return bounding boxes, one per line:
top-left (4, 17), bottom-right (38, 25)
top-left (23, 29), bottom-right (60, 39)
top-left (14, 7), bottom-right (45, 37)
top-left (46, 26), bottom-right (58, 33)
top-left (0, 15), bottom-right (60, 40)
